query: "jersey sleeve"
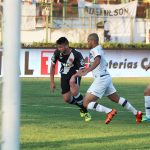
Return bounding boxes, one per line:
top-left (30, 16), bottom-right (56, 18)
top-left (51, 50), bottom-right (59, 64)
top-left (91, 46), bottom-right (103, 59)
top-left (75, 51), bottom-right (85, 70)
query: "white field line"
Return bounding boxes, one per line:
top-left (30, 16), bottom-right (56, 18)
top-left (22, 104), bottom-right (77, 110)
top-left (21, 104), bottom-right (145, 113)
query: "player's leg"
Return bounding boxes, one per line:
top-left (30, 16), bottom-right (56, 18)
top-left (62, 91), bottom-right (90, 118)
top-left (61, 76), bottom-right (91, 121)
top-left (70, 75), bottom-right (91, 121)
top-left (62, 88), bottom-right (83, 107)
top-left (106, 82), bottom-right (142, 123)
top-left (69, 76), bottom-right (83, 106)
top-left (70, 74), bottom-right (80, 96)
top-left (61, 76), bottom-right (78, 104)
top-left (83, 93), bottom-right (117, 124)
top-left (83, 76), bottom-right (117, 124)
top-left (143, 84), bottom-right (150, 122)
top-left (107, 92), bottom-right (138, 115)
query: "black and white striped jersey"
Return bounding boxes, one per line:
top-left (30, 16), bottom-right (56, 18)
top-left (51, 48), bottom-right (85, 77)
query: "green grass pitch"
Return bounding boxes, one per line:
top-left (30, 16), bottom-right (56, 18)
top-left (21, 78), bottom-right (150, 150)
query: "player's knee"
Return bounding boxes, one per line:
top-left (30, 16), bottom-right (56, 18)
top-left (64, 99), bottom-right (70, 103)
top-left (144, 87), bottom-right (150, 96)
top-left (63, 97), bottom-right (70, 103)
top-left (83, 100), bottom-right (88, 108)
top-left (108, 92), bottom-right (119, 103)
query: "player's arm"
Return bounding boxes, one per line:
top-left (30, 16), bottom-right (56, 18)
top-left (85, 56), bottom-right (100, 74)
top-left (82, 48), bottom-right (102, 76)
top-left (77, 53), bottom-right (101, 76)
top-left (73, 51), bottom-right (85, 78)
top-left (50, 50), bottom-right (59, 92)
top-left (76, 56), bottom-right (100, 76)
top-left (50, 63), bottom-right (56, 92)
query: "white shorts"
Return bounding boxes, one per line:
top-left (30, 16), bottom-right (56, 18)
top-left (87, 75), bottom-right (116, 98)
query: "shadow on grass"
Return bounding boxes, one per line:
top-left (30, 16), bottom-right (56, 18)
top-left (21, 133), bottom-right (150, 149)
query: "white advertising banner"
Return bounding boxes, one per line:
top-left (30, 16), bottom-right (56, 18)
top-left (84, 1), bottom-right (137, 17)
top-left (84, 1), bottom-right (138, 43)
top-left (0, 48), bottom-right (150, 77)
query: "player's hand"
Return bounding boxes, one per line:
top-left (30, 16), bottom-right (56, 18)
top-left (76, 69), bottom-right (87, 76)
top-left (75, 70), bottom-right (83, 76)
top-left (144, 65), bottom-right (150, 71)
top-left (50, 82), bottom-right (56, 92)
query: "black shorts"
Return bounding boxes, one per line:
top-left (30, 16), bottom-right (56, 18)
top-left (61, 76), bottom-right (81, 94)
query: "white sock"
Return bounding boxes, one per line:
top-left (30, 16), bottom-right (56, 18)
top-left (74, 93), bottom-right (80, 99)
top-left (144, 96), bottom-right (150, 118)
top-left (87, 102), bottom-right (112, 114)
top-left (118, 97), bottom-right (137, 115)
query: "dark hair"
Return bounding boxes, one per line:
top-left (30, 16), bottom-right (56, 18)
top-left (88, 33), bottom-right (99, 43)
top-left (56, 37), bottom-right (69, 45)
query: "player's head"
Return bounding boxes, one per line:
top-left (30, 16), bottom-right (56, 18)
top-left (87, 33), bottom-right (99, 48)
top-left (56, 37), bottom-right (69, 54)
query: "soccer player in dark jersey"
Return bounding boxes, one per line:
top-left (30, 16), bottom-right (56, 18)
top-left (50, 37), bottom-right (91, 121)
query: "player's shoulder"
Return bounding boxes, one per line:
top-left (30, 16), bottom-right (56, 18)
top-left (70, 47), bottom-right (77, 52)
top-left (70, 47), bottom-right (82, 55)
top-left (91, 45), bottom-right (103, 52)
top-left (53, 49), bottom-right (60, 55)
top-left (95, 45), bottom-right (103, 50)
top-left (54, 48), bottom-right (59, 53)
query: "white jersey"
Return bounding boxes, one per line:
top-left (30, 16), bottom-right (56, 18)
top-left (89, 45), bottom-right (109, 78)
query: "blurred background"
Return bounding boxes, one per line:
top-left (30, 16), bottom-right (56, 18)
top-left (0, 0), bottom-right (150, 44)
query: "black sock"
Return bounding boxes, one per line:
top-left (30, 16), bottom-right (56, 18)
top-left (68, 96), bottom-right (76, 104)
top-left (73, 94), bottom-right (88, 113)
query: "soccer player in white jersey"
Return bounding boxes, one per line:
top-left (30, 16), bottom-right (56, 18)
top-left (76, 33), bottom-right (142, 124)
top-left (142, 64), bottom-right (150, 122)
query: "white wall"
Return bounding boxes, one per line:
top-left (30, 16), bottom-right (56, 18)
top-left (20, 18), bottom-right (146, 44)
top-left (21, 28), bottom-right (104, 43)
